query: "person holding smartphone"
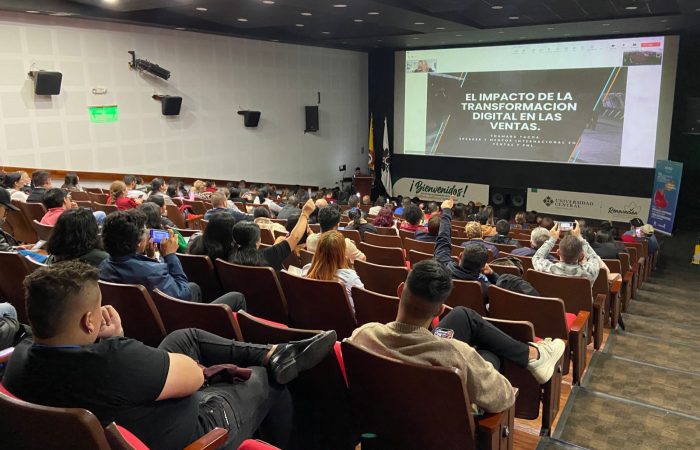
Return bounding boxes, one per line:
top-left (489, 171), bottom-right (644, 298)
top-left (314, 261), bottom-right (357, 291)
top-left (99, 210), bottom-right (246, 310)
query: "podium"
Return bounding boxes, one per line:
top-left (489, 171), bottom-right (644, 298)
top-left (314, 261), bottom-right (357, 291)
top-left (353, 175), bottom-right (373, 197)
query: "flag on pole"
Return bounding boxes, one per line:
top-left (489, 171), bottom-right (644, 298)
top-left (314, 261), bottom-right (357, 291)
top-left (368, 114), bottom-right (375, 173)
top-left (381, 117), bottom-right (393, 197)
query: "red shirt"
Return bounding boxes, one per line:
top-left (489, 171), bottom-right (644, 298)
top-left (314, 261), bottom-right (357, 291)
top-left (400, 222), bottom-right (427, 233)
top-left (40, 207), bottom-right (66, 226)
top-left (115, 197), bottom-right (138, 210)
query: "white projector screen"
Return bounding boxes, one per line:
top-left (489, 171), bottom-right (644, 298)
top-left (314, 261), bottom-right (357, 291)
top-left (394, 36), bottom-right (679, 169)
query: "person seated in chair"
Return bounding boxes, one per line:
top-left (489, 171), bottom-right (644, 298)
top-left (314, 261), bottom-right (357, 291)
top-left (276, 194), bottom-right (301, 220)
top-left (306, 205), bottom-right (366, 263)
top-left (46, 208), bottom-right (109, 267)
top-left (511, 227), bottom-right (555, 261)
top-left (204, 192), bottom-right (252, 223)
top-left (434, 196), bottom-right (499, 302)
top-left (0, 187), bottom-right (25, 251)
top-left (532, 221), bottom-right (606, 283)
top-left (345, 208), bottom-right (377, 241)
top-left (3, 261), bottom-right (336, 450)
top-left (40, 188), bottom-right (106, 226)
top-left (368, 195), bottom-right (386, 216)
top-left (26, 170), bottom-right (53, 203)
top-left (341, 195), bottom-right (360, 218)
top-left (414, 215), bottom-right (440, 243)
top-left (622, 218), bottom-right (659, 254)
top-left (462, 221), bottom-right (499, 259)
top-left (99, 209), bottom-right (245, 310)
top-left (349, 259), bottom-right (565, 413)
top-left (253, 207), bottom-right (287, 235)
top-left (485, 220), bottom-right (520, 247)
top-left (590, 229), bottom-right (629, 260)
top-left (399, 204), bottom-right (427, 233)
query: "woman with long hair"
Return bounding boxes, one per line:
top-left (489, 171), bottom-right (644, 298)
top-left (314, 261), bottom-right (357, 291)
top-left (188, 212), bottom-right (237, 262)
top-left (228, 198), bottom-right (315, 271)
top-left (2, 171), bottom-right (28, 202)
top-left (304, 231), bottom-right (363, 314)
top-left (61, 172), bottom-right (83, 192)
top-left (46, 208), bottom-right (108, 267)
top-left (345, 208), bottom-right (377, 241)
top-left (138, 202), bottom-right (187, 253)
top-left (372, 206), bottom-right (395, 227)
top-left (108, 180), bottom-right (142, 210)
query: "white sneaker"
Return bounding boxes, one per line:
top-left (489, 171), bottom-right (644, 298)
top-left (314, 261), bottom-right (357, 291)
top-left (527, 338), bottom-right (566, 384)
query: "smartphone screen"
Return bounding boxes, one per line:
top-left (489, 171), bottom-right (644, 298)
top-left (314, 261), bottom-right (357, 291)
top-left (558, 221), bottom-right (574, 231)
top-left (634, 227), bottom-right (643, 238)
top-left (150, 229), bottom-right (170, 244)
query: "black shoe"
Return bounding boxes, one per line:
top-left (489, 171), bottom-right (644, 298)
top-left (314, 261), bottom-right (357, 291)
top-left (268, 330), bottom-right (337, 384)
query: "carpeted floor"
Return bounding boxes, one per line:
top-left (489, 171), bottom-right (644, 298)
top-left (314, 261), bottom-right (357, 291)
top-left (540, 232), bottom-right (700, 450)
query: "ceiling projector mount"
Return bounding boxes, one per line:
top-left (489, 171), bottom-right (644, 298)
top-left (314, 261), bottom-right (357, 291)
top-left (128, 50), bottom-right (171, 80)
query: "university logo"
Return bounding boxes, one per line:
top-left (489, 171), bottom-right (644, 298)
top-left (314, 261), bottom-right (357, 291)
top-left (543, 196), bottom-right (554, 207)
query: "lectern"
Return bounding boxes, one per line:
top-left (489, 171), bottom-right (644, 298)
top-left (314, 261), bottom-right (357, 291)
top-left (353, 175), bottom-right (373, 197)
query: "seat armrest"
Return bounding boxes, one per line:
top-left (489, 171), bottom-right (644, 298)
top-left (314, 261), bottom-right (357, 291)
top-left (477, 397), bottom-right (516, 449)
top-left (592, 294), bottom-right (606, 349)
top-left (570, 311), bottom-right (589, 334)
top-left (183, 428), bottom-right (228, 450)
top-left (623, 271), bottom-right (634, 283)
top-left (610, 279), bottom-right (622, 295)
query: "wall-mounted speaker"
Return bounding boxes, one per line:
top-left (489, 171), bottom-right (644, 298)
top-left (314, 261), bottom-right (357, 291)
top-left (30, 71), bottom-right (62, 95)
top-left (237, 110), bottom-right (261, 127)
top-left (305, 106), bottom-right (319, 133)
top-left (161, 96), bottom-right (182, 116)
top-left (489, 187), bottom-right (528, 220)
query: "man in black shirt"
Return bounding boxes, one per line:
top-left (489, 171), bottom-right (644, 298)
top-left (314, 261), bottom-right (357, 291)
top-left (26, 170), bottom-right (53, 203)
top-left (4, 261), bottom-right (336, 450)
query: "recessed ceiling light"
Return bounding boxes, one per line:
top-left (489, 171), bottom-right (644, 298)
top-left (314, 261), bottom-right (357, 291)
top-left (103, 0), bottom-right (118, 4)
top-left (478, 39), bottom-right (484, 42)
top-left (625, 6), bottom-right (637, 10)
top-left (547, 27), bottom-right (555, 30)
top-left (333, 4), bottom-right (347, 7)
top-left (49, 12), bottom-right (75, 16)
top-left (414, 22), bottom-right (424, 25)
top-left (322, 31), bottom-right (331, 34)
top-left (368, 11), bottom-right (380, 15)
top-left (263, 0), bottom-right (275, 4)
top-left (295, 23), bottom-right (304, 27)
top-left (25, 10), bottom-right (40, 13)
top-left (436, 26), bottom-right (446, 30)
top-left (412, 37), bottom-right (420, 40)
top-left (696, 8), bottom-right (700, 12)
top-left (455, 34), bottom-right (463, 37)
top-left (498, 31), bottom-right (505, 34)
top-left (175, 27), bottom-right (186, 30)
top-left (237, 18), bottom-right (248, 22)
top-left (509, 16), bottom-right (519, 20)
top-left (492, 5), bottom-right (503, 10)
top-left (602, 23), bottom-right (611, 26)
top-left (660, 19), bottom-right (667, 22)
top-left (196, 7), bottom-right (207, 11)
top-left (613, 30), bottom-right (621, 33)
top-left (377, 39), bottom-right (383, 42)
top-left (301, 12), bottom-right (312, 16)
top-left (354, 19), bottom-right (363, 22)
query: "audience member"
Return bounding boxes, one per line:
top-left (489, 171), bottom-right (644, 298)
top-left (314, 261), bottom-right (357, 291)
top-left (254, 207), bottom-right (287, 234)
top-left (434, 197), bottom-right (499, 301)
top-left (150, 178), bottom-right (176, 206)
top-left (204, 180), bottom-right (217, 193)
top-left (254, 189), bottom-right (282, 215)
top-left (4, 261), bottom-right (336, 449)
top-left (40, 188), bottom-right (76, 226)
top-left (188, 212), bottom-right (237, 262)
top-left (511, 227), bottom-right (556, 261)
top-left (306, 206), bottom-right (366, 263)
top-left (0, 187), bottom-right (23, 251)
top-left (145, 195), bottom-right (176, 228)
top-left (478, 211), bottom-right (497, 237)
top-left (426, 202), bottom-right (440, 218)
top-left (525, 211), bottom-right (538, 227)
top-left (372, 206), bottom-right (395, 227)
top-left (540, 216), bottom-right (554, 230)
top-left (622, 219), bottom-right (659, 254)
top-left (345, 208), bottom-right (377, 240)
top-left (60, 172), bottom-right (84, 192)
top-left (368, 196), bottom-right (386, 216)
top-left (514, 211), bottom-right (527, 230)
top-left (3, 171), bottom-right (29, 202)
top-left (284, 212), bottom-right (310, 256)
top-left (139, 202), bottom-right (187, 253)
top-left (485, 220), bottom-right (520, 247)
top-left (399, 204), bottom-right (427, 233)
top-left (342, 195), bottom-right (360, 217)
top-left (303, 231), bottom-right (364, 314)
top-left (228, 199), bottom-right (315, 271)
top-left (46, 208), bottom-right (108, 267)
top-left (452, 203), bottom-right (468, 221)
top-left (592, 229), bottom-right (629, 259)
top-left (361, 194), bottom-right (371, 206)
top-left (349, 259), bottom-right (565, 414)
top-left (203, 192), bottom-right (251, 222)
top-left (108, 180), bottom-right (142, 210)
top-left (414, 215), bottom-right (440, 243)
top-left (394, 198), bottom-right (411, 216)
top-left (533, 222), bottom-right (606, 283)
top-left (277, 194), bottom-right (301, 220)
top-left (229, 187), bottom-right (248, 205)
top-left (26, 170), bottom-right (52, 203)
top-left (463, 221), bottom-right (500, 258)
top-left (100, 209), bottom-right (245, 309)
top-left (124, 175), bottom-right (147, 199)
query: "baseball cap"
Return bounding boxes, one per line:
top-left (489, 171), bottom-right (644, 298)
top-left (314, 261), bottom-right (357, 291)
top-left (630, 218), bottom-right (644, 228)
top-left (641, 224), bottom-right (654, 235)
top-left (0, 187), bottom-right (20, 211)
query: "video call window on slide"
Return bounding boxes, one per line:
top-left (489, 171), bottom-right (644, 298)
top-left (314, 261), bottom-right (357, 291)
top-left (394, 36), bottom-right (678, 169)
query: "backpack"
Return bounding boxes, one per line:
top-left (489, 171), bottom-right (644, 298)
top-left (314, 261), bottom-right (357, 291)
top-left (490, 256), bottom-right (525, 276)
top-left (495, 274), bottom-right (540, 297)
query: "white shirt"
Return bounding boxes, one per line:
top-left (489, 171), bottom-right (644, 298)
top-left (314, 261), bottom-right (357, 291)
top-left (301, 266), bottom-right (364, 315)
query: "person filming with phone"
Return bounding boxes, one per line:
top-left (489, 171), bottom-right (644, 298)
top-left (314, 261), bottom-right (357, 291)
top-left (532, 220), bottom-right (606, 283)
top-left (99, 210), bottom-right (246, 310)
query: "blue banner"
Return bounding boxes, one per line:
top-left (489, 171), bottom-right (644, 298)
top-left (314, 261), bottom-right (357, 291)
top-left (647, 160), bottom-right (683, 235)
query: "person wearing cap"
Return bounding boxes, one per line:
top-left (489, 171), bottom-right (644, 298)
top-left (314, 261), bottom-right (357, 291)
top-left (0, 187), bottom-right (22, 251)
top-left (622, 219), bottom-right (659, 254)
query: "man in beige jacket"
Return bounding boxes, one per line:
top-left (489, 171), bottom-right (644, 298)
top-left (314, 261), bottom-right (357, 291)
top-left (350, 258), bottom-right (565, 413)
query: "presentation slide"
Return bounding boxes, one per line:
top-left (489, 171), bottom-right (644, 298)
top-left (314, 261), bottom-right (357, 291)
top-left (394, 36), bottom-right (678, 169)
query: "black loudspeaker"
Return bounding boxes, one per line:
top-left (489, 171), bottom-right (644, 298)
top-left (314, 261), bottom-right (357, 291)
top-left (489, 187), bottom-right (528, 220)
top-left (684, 98), bottom-right (700, 134)
top-left (305, 106), bottom-right (319, 132)
top-left (238, 110), bottom-right (261, 127)
top-left (161, 96), bottom-right (182, 116)
top-left (32, 71), bottom-right (62, 95)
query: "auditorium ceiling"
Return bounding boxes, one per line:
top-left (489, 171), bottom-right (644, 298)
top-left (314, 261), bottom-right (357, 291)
top-left (0, 0), bottom-right (699, 50)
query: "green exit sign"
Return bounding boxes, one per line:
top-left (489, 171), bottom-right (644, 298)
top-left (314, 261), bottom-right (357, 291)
top-left (88, 105), bottom-right (119, 123)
